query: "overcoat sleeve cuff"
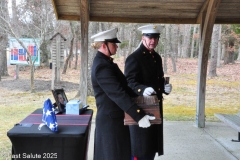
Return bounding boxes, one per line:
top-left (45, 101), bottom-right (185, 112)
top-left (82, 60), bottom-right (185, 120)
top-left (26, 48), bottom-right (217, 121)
top-left (126, 105), bottom-right (145, 123)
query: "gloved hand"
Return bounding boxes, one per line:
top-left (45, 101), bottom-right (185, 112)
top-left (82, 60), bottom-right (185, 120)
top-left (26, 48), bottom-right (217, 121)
top-left (143, 87), bottom-right (156, 96)
top-left (165, 84), bottom-right (172, 94)
top-left (138, 115), bottom-right (156, 128)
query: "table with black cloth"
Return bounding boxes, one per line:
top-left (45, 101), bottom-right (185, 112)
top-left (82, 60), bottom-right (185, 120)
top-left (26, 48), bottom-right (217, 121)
top-left (7, 108), bottom-right (93, 160)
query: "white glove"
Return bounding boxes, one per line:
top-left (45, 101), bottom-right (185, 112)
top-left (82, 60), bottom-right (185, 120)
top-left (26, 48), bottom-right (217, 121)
top-left (143, 87), bottom-right (156, 96)
top-left (138, 115), bottom-right (156, 128)
top-left (165, 84), bottom-right (172, 94)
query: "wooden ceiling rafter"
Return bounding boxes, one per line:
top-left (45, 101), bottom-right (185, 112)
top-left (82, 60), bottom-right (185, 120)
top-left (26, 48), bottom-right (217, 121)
top-left (51, 0), bottom-right (240, 24)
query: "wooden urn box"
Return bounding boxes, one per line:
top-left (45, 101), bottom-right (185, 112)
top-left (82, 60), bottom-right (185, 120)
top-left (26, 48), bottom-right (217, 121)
top-left (124, 95), bottom-right (162, 125)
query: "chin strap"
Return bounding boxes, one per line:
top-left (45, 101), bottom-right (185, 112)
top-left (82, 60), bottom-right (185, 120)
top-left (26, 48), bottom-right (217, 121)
top-left (105, 42), bottom-right (112, 56)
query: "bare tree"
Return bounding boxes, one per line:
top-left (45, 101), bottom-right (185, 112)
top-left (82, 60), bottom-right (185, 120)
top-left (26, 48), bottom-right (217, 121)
top-left (163, 25), bottom-right (169, 73)
top-left (169, 24), bottom-right (177, 72)
top-left (62, 22), bottom-right (75, 74)
top-left (177, 25), bottom-right (182, 59)
top-left (125, 24), bottom-right (138, 61)
top-left (208, 25), bottom-right (220, 77)
top-left (190, 25), bottom-right (197, 58)
top-left (0, 0), bottom-right (9, 77)
top-left (237, 47), bottom-right (240, 61)
top-left (217, 25), bottom-right (222, 68)
top-left (222, 25), bottom-right (237, 64)
top-left (0, 0), bottom-right (58, 92)
top-left (221, 43), bottom-right (226, 60)
top-left (195, 25), bottom-right (200, 58)
top-left (17, 1), bottom-right (57, 66)
top-left (74, 23), bottom-right (80, 69)
top-left (181, 24), bottom-right (191, 58)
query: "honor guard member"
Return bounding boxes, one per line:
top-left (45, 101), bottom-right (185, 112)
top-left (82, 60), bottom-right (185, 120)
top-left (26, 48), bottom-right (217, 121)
top-left (124, 24), bottom-right (172, 160)
top-left (91, 28), bottom-right (155, 160)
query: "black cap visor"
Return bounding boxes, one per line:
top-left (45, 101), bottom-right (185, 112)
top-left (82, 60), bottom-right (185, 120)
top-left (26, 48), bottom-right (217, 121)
top-left (105, 38), bottom-right (121, 43)
top-left (143, 33), bottom-right (160, 39)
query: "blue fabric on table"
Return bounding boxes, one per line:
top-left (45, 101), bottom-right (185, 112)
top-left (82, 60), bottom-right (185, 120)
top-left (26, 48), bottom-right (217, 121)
top-left (42, 98), bottom-right (58, 132)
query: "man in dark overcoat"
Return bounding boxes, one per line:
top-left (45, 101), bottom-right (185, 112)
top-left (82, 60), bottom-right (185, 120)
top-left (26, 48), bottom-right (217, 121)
top-left (124, 24), bottom-right (172, 160)
top-left (91, 28), bottom-right (155, 160)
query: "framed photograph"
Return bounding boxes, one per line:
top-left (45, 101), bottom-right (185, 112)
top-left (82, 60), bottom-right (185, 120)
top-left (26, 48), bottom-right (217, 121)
top-left (51, 89), bottom-right (68, 113)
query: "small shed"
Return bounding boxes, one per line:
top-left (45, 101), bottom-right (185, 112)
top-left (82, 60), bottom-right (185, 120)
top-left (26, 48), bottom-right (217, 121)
top-left (50, 32), bottom-right (67, 89)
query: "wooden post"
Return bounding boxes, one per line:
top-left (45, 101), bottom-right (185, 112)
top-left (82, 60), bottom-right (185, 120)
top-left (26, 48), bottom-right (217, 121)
top-left (79, 0), bottom-right (89, 105)
top-left (196, 0), bottom-right (220, 128)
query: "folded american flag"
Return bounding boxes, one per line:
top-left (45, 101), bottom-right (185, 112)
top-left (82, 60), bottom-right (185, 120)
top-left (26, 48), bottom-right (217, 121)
top-left (39, 98), bottom-right (58, 132)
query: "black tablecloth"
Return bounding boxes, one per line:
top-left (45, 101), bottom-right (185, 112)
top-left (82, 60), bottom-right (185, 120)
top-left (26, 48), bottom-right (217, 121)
top-left (7, 109), bottom-right (93, 160)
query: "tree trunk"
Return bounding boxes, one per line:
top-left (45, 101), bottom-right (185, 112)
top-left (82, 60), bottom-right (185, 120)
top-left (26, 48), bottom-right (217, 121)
top-left (223, 42), bottom-right (228, 64)
top-left (163, 24), bottom-right (169, 73)
top-left (30, 64), bottom-right (35, 93)
top-left (125, 24), bottom-right (137, 61)
top-left (74, 38), bottom-right (78, 69)
top-left (221, 43), bottom-right (225, 60)
top-left (169, 25), bottom-right (177, 72)
top-left (190, 25), bottom-right (197, 58)
top-left (181, 24), bottom-right (191, 58)
top-left (62, 22), bottom-right (75, 74)
top-left (40, 40), bottom-right (50, 66)
top-left (0, 35), bottom-right (9, 76)
top-left (217, 25), bottom-right (222, 68)
top-left (177, 25), bottom-right (181, 60)
top-left (237, 47), bottom-right (240, 61)
top-left (62, 37), bottom-right (74, 74)
top-left (0, 0), bottom-right (9, 77)
top-left (229, 50), bottom-right (235, 64)
top-left (224, 43), bottom-right (235, 64)
top-left (68, 54), bottom-right (73, 68)
top-left (195, 25), bottom-right (200, 58)
top-left (208, 25), bottom-right (219, 77)
top-left (224, 37), bottom-right (235, 64)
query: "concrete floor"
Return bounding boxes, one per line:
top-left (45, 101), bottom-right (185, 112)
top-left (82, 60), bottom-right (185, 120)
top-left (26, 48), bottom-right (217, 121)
top-left (87, 120), bottom-right (240, 160)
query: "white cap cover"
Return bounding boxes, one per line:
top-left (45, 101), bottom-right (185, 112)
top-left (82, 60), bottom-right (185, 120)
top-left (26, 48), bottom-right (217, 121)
top-left (138, 24), bottom-right (163, 34)
top-left (91, 28), bottom-right (121, 43)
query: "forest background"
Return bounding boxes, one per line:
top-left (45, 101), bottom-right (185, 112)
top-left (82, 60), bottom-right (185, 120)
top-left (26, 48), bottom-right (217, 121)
top-left (0, 0), bottom-right (240, 159)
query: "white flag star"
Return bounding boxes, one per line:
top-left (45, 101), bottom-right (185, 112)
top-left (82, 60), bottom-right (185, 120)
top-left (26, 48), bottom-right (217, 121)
top-left (46, 110), bottom-right (52, 116)
top-left (49, 123), bottom-right (55, 129)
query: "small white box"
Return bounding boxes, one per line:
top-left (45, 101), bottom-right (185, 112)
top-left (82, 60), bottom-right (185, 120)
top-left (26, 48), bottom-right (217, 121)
top-left (66, 100), bottom-right (82, 115)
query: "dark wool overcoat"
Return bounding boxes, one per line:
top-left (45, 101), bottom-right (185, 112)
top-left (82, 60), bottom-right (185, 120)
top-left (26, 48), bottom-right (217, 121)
top-left (91, 51), bottom-right (146, 160)
top-left (124, 43), bottom-right (166, 158)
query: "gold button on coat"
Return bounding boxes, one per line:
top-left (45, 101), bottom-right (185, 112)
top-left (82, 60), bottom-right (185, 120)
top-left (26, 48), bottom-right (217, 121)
top-left (138, 89), bottom-right (141, 92)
